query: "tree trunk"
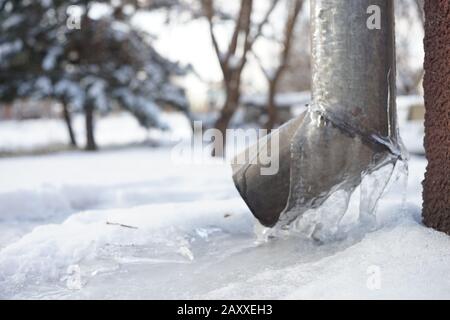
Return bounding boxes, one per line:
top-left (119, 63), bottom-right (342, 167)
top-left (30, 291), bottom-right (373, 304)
top-left (84, 102), bottom-right (97, 151)
top-left (212, 73), bottom-right (242, 157)
top-left (422, 0), bottom-right (450, 234)
top-left (265, 80), bottom-right (279, 130)
top-left (264, 0), bottom-right (303, 130)
top-left (204, 0), bottom-right (277, 157)
top-left (62, 102), bottom-right (77, 148)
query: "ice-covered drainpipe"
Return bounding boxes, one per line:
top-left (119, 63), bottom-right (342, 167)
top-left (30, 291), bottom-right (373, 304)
top-left (311, 0), bottom-right (397, 146)
top-left (232, 0), bottom-right (402, 231)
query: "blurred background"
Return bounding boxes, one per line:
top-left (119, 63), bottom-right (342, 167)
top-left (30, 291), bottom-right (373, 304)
top-left (0, 0), bottom-right (426, 156)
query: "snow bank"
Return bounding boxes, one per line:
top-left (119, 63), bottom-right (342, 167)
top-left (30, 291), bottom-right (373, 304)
top-left (206, 204), bottom-right (450, 300)
top-left (0, 147), bottom-right (235, 248)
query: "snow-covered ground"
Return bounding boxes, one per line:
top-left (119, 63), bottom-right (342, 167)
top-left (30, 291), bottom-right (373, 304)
top-left (0, 143), bottom-right (449, 299)
top-left (0, 104), bottom-right (445, 300)
top-left (0, 95), bottom-right (426, 155)
top-left (0, 112), bottom-right (190, 155)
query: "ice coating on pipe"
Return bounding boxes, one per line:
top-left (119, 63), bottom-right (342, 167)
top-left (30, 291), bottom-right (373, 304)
top-left (232, 0), bottom-right (407, 240)
top-left (311, 0), bottom-right (398, 142)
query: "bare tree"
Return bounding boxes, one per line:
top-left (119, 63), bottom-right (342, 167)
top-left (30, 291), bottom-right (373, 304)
top-left (278, 14), bottom-right (311, 93)
top-left (202, 0), bottom-right (279, 156)
top-left (254, 0), bottom-right (304, 130)
top-left (61, 100), bottom-right (78, 148)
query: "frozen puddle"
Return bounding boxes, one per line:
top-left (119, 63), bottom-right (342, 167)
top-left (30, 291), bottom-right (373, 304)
top-left (0, 198), bottom-right (250, 299)
top-left (0, 195), bottom-right (350, 299)
top-left (3, 195), bottom-right (449, 300)
top-left (0, 196), bottom-right (363, 300)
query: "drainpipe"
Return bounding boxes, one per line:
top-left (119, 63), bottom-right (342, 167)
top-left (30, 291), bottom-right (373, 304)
top-left (232, 0), bottom-right (402, 228)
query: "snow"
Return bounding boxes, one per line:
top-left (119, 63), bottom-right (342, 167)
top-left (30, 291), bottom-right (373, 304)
top-left (43, 46), bottom-right (63, 71)
top-left (0, 139), bottom-right (448, 299)
top-left (397, 95), bottom-right (425, 155)
top-left (0, 102), bottom-right (443, 299)
top-left (1, 14), bottom-right (24, 30)
top-left (0, 112), bottom-right (190, 154)
top-left (0, 39), bottom-right (22, 63)
top-left (0, 0), bottom-right (433, 299)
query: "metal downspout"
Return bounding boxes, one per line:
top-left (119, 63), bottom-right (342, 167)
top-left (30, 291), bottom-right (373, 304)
top-left (232, 0), bottom-right (401, 229)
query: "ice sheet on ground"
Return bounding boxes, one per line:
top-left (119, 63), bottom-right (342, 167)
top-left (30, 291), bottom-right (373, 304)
top-left (0, 146), bottom-right (449, 299)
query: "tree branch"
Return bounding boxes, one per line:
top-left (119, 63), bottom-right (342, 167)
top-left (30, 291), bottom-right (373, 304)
top-left (202, 0), bottom-right (225, 72)
top-left (251, 51), bottom-right (271, 80)
top-left (252, 0), bottom-right (303, 83)
top-left (223, 0), bottom-right (248, 66)
top-left (275, 0), bottom-right (303, 81)
top-left (238, 0), bottom-right (279, 70)
top-left (247, 0), bottom-right (279, 51)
